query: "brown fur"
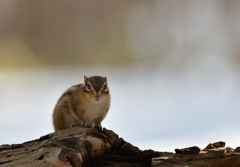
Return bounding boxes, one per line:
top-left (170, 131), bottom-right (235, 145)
top-left (53, 76), bottom-right (110, 131)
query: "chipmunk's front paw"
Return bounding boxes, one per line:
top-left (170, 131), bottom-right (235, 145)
top-left (70, 123), bottom-right (80, 128)
top-left (94, 125), bottom-right (102, 130)
top-left (81, 122), bottom-right (92, 128)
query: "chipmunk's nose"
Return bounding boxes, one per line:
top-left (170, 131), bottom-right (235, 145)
top-left (95, 94), bottom-right (100, 101)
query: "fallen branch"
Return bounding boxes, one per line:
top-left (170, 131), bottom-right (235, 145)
top-left (0, 127), bottom-right (166, 167)
top-left (1, 127), bottom-right (240, 167)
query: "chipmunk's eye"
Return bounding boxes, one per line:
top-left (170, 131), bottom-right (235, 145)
top-left (86, 84), bottom-right (91, 91)
top-left (103, 84), bottom-right (107, 90)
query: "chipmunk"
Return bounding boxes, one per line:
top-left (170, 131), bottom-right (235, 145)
top-left (53, 75), bottom-right (110, 131)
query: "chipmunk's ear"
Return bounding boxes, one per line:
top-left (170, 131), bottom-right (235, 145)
top-left (84, 75), bottom-right (88, 84)
top-left (105, 76), bottom-right (107, 82)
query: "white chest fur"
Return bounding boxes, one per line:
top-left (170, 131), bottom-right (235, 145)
top-left (84, 99), bottom-right (107, 124)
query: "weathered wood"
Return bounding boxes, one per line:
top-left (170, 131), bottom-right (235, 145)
top-left (152, 141), bottom-right (240, 167)
top-left (0, 127), bottom-right (109, 167)
top-left (0, 127), bottom-right (164, 167)
top-left (1, 128), bottom-right (240, 167)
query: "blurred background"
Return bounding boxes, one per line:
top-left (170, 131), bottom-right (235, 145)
top-left (0, 0), bottom-right (240, 152)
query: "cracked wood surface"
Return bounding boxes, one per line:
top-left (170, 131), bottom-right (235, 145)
top-left (1, 127), bottom-right (240, 167)
top-left (0, 127), bottom-right (163, 167)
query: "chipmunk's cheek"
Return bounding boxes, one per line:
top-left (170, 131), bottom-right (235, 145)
top-left (83, 93), bottom-right (91, 101)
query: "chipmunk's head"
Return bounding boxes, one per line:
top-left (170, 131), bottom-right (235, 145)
top-left (83, 75), bottom-right (109, 102)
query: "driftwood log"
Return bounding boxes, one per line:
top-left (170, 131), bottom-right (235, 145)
top-left (0, 126), bottom-right (240, 167)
